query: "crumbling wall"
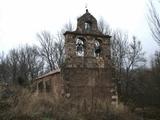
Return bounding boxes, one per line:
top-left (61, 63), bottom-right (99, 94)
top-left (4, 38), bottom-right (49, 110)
top-left (33, 73), bottom-right (63, 100)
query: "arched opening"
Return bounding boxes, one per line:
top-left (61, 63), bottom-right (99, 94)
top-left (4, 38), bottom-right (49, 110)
top-left (85, 22), bottom-right (92, 32)
top-left (76, 38), bottom-right (85, 56)
top-left (94, 40), bottom-right (101, 57)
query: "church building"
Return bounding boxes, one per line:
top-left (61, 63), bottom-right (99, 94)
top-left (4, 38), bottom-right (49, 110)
top-left (33, 9), bottom-right (118, 108)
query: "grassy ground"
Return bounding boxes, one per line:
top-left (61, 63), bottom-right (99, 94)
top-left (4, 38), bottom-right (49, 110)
top-left (0, 86), bottom-right (158, 120)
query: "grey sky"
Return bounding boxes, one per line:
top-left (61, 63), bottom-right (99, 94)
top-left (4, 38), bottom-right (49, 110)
top-left (0, 0), bottom-right (159, 61)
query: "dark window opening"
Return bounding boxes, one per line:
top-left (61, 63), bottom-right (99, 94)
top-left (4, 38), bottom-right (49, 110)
top-left (76, 38), bottom-right (85, 56)
top-left (46, 80), bottom-right (51, 92)
top-left (38, 82), bottom-right (43, 92)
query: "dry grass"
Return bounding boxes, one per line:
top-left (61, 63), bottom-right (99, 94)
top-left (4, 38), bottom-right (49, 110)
top-left (0, 87), bottom-right (140, 120)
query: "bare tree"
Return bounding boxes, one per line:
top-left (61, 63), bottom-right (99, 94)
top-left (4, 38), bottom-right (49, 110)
top-left (37, 22), bottom-right (74, 71)
top-left (151, 51), bottom-right (160, 82)
top-left (0, 45), bottom-right (44, 86)
top-left (7, 49), bottom-right (19, 84)
top-left (123, 37), bottom-right (146, 101)
top-left (26, 45), bottom-right (44, 79)
top-left (111, 31), bottom-right (128, 96)
top-left (37, 31), bottom-right (57, 71)
top-left (148, 0), bottom-right (160, 45)
top-left (111, 31), bottom-right (146, 101)
top-left (125, 37), bottom-right (146, 75)
top-left (54, 32), bottom-right (65, 68)
top-left (98, 18), bottom-right (111, 35)
top-left (17, 45), bottom-right (44, 81)
top-left (62, 21), bottom-right (74, 32)
top-left (0, 52), bottom-right (10, 83)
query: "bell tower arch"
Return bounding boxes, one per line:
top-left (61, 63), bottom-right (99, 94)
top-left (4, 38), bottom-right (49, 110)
top-left (64, 9), bottom-right (111, 68)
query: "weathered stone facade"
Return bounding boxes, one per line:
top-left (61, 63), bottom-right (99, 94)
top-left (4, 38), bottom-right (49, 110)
top-left (32, 70), bottom-right (63, 100)
top-left (33, 9), bottom-right (118, 108)
top-left (62, 9), bottom-right (117, 107)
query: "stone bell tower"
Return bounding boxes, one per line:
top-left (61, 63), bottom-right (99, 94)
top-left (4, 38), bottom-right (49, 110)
top-left (62, 9), bottom-right (117, 108)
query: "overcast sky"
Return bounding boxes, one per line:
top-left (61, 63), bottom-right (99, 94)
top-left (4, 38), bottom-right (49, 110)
top-left (0, 0), bottom-right (159, 61)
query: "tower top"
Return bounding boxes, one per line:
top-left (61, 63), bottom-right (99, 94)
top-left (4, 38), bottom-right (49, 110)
top-left (75, 9), bottom-right (101, 34)
top-left (86, 9), bottom-right (89, 13)
top-left (64, 10), bottom-right (111, 38)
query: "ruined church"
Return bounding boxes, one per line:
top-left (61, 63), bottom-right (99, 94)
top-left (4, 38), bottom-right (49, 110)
top-left (33, 9), bottom-right (118, 107)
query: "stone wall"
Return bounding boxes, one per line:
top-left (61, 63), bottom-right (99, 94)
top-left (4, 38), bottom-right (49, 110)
top-left (33, 71), bottom-right (63, 100)
top-left (62, 60), bottom-right (116, 107)
top-left (62, 9), bottom-right (118, 108)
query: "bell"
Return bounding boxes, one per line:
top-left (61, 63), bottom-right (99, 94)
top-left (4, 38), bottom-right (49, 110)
top-left (77, 45), bottom-right (83, 52)
top-left (95, 46), bottom-right (101, 54)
